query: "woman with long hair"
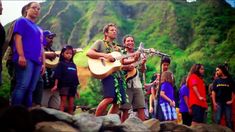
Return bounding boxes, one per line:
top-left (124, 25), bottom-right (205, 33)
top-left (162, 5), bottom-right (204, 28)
top-left (187, 64), bottom-right (208, 126)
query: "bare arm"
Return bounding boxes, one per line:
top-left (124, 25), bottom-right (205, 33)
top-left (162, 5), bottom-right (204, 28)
top-left (14, 34), bottom-right (26, 67)
top-left (160, 91), bottom-right (175, 107)
top-left (51, 79), bottom-right (59, 92)
top-left (121, 52), bottom-right (140, 65)
top-left (212, 91), bottom-right (218, 111)
top-left (87, 49), bottom-right (108, 59)
top-left (149, 94), bottom-right (154, 113)
top-left (44, 51), bottom-right (57, 59)
top-left (192, 85), bottom-right (205, 101)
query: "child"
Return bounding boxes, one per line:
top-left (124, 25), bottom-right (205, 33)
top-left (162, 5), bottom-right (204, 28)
top-left (51, 45), bottom-right (80, 114)
top-left (159, 71), bottom-right (177, 121)
top-left (179, 76), bottom-right (192, 126)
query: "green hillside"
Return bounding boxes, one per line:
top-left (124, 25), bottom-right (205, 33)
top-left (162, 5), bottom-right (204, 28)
top-left (39, 0), bottom-right (235, 86)
top-left (1, 0), bottom-right (235, 108)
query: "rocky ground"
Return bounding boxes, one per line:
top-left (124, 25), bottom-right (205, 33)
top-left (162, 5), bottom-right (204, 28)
top-left (0, 105), bottom-right (233, 132)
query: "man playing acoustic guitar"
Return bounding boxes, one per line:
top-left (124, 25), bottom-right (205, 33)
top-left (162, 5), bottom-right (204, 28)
top-left (87, 23), bottom-right (139, 116)
top-left (120, 35), bottom-right (147, 122)
top-left (40, 30), bottom-right (60, 109)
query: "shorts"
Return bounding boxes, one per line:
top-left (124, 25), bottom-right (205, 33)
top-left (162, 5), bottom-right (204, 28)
top-left (102, 75), bottom-right (116, 99)
top-left (59, 86), bottom-right (77, 97)
top-left (102, 75), bottom-right (126, 104)
top-left (191, 105), bottom-right (206, 123)
top-left (120, 88), bottom-right (145, 110)
top-left (160, 102), bottom-right (177, 121)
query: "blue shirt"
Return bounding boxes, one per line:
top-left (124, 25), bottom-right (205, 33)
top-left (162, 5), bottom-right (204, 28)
top-left (159, 82), bottom-right (174, 104)
top-left (13, 17), bottom-right (43, 65)
top-left (179, 84), bottom-right (189, 112)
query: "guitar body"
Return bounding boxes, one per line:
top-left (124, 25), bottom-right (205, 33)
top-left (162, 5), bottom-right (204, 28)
top-left (125, 68), bottom-right (137, 81)
top-left (45, 57), bottom-right (59, 68)
top-left (88, 51), bottom-right (122, 79)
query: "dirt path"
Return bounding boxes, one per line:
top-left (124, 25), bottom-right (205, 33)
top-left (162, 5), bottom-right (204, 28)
top-left (77, 66), bottom-right (91, 89)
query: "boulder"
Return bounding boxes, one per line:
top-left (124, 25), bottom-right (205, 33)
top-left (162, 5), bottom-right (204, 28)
top-left (73, 113), bottom-right (103, 132)
top-left (35, 121), bottom-right (78, 132)
top-left (143, 118), bottom-right (160, 132)
top-left (121, 116), bottom-right (150, 132)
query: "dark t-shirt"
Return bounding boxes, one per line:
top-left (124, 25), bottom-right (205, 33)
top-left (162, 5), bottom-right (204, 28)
top-left (0, 23), bottom-right (5, 49)
top-left (54, 61), bottom-right (79, 88)
top-left (212, 77), bottom-right (235, 103)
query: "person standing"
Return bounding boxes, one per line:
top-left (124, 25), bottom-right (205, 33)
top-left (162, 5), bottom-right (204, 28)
top-left (212, 64), bottom-right (235, 130)
top-left (147, 57), bottom-right (171, 118)
top-left (159, 71), bottom-right (177, 121)
top-left (87, 23), bottom-right (134, 116)
top-left (120, 35), bottom-right (146, 122)
top-left (40, 30), bottom-right (60, 109)
top-left (51, 45), bottom-right (80, 114)
top-left (0, 0), bottom-right (6, 85)
top-left (179, 76), bottom-right (192, 126)
top-left (2, 5), bottom-right (27, 94)
top-left (187, 64), bottom-right (208, 126)
top-left (11, 2), bottom-right (45, 108)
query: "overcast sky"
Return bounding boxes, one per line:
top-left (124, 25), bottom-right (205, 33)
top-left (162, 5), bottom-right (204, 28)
top-left (0, 0), bottom-right (45, 26)
top-left (0, 0), bottom-right (234, 26)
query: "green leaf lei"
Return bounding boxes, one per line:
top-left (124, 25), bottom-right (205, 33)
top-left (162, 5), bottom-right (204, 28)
top-left (103, 40), bottom-right (128, 104)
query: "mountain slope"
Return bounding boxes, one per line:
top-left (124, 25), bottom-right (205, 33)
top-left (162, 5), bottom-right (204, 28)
top-left (34, 0), bottom-right (235, 86)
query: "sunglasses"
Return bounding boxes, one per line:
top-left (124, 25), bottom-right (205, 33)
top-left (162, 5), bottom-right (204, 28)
top-left (47, 36), bottom-right (54, 39)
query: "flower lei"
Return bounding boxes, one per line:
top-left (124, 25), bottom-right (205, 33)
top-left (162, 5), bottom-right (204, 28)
top-left (103, 40), bottom-right (128, 104)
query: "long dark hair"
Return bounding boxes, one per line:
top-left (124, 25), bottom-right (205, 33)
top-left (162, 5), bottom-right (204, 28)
top-left (186, 64), bottom-right (204, 87)
top-left (217, 64), bottom-right (230, 78)
top-left (188, 64), bottom-right (203, 77)
top-left (59, 45), bottom-right (74, 62)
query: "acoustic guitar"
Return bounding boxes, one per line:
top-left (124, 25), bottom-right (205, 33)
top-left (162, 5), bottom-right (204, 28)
top-left (125, 61), bottom-right (142, 81)
top-left (125, 53), bottom-right (147, 81)
top-left (45, 51), bottom-right (60, 68)
top-left (88, 51), bottom-right (138, 79)
top-left (45, 48), bottom-right (83, 68)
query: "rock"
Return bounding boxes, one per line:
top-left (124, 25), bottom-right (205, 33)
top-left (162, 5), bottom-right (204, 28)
top-left (191, 124), bottom-right (233, 132)
top-left (122, 116), bottom-right (150, 132)
top-left (143, 118), bottom-right (160, 132)
top-left (173, 124), bottom-right (193, 132)
top-left (0, 105), bottom-right (34, 132)
top-left (35, 121), bottom-right (78, 132)
top-left (39, 107), bottom-right (73, 123)
top-left (98, 114), bottom-right (121, 125)
top-left (160, 121), bottom-right (194, 132)
top-left (73, 113), bottom-right (103, 132)
top-left (160, 121), bottom-right (178, 131)
top-left (31, 107), bottom-right (74, 125)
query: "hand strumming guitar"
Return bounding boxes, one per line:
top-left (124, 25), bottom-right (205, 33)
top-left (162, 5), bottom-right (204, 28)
top-left (121, 64), bottom-right (135, 71)
top-left (104, 54), bottom-right (116, 62)
top-left (45, 52), bottom-right (57, 60)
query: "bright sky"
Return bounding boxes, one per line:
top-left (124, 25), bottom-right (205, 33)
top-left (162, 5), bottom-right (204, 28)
top-left (0, 0), bottom-right (45, 26)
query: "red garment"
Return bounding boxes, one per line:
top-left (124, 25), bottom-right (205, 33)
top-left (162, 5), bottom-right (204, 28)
top-left (188, 74), bottom-right (208, 109)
